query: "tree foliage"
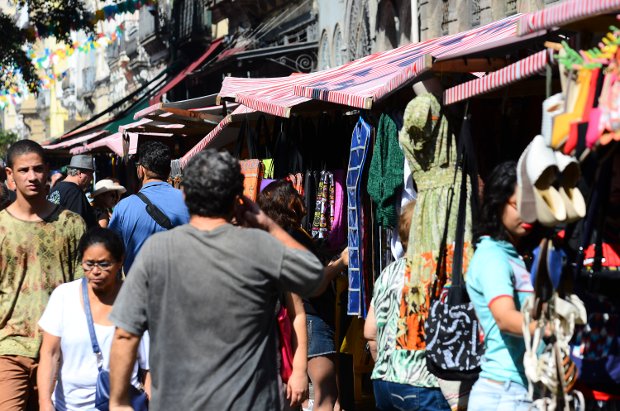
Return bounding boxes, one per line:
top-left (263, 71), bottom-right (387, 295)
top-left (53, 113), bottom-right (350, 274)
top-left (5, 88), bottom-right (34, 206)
top-left (0, 0), bottom-right (95, 94)
top-left (0, 130), bottom-right (19, 159)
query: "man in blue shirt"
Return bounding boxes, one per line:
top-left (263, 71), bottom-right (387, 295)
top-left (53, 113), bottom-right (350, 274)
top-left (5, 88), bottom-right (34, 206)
top-left (109, 141), bottom-right (189, 273)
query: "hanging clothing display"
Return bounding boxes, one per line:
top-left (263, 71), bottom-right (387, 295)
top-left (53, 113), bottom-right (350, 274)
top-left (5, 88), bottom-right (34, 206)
top-left (395, 93), bottom-right (472, 350)
top-left (367, 113), bottom-right (405, 228)
top-left (346, 116), bottom-right (373, 317)
top-left (328, 170), bottom-right (347, 251)
top-left (312, 171), bottom-right (335, 239)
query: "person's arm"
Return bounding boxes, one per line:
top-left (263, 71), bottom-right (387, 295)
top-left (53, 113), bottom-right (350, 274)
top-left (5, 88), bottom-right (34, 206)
top-left (363, 305), bottom-right (378, 362)
top-left (109, 328), bottom-right (141, 411)
top-left (235, 195), bottom-right (306, 251)
top-left (142, 371), bottom-right (151, 399)
top-left (37, 332), bottom-right (61, 411)
top-left (312, 248), bottom-right (349, 297)
top-left (489, 296), bottom-right (539, 337)
top-left (285, 292), bottom-right (308, 407)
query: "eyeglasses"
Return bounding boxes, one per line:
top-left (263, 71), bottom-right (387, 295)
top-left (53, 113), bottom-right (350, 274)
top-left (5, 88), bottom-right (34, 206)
top-left (82, 261), bottom-right (116, 272)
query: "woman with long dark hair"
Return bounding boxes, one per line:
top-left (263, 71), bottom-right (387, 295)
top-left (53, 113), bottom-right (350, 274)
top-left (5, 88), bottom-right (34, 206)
top-left (258, 180), bottom-right (348, 411)
top-left (465, 161), bottom-right (536, 410)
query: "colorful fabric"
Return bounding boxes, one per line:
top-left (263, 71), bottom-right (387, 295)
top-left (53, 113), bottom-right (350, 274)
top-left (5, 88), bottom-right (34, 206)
top-left (347, 117), bottom-right (372, 316)
top-left (239, 160), bottom-right (264, 201)
top-left (396, 93), bottom-right (472, 350)
top-left (367, 113), bottom-right (405, 228)
top-left (328, 170), bottom-right (347, 251)
top-left (371, 258), bottom-right (439, 387)
top-left (466, 237), bottom-right (533, 387)
top-left (311, 171), bottom-right (334, 240)
top-left (0, 207), bottom-right (85, 358)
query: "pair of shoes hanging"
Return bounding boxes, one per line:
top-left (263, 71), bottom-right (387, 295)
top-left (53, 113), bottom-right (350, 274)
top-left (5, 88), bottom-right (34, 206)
top-left (517, 135), bottom-right (586, 227)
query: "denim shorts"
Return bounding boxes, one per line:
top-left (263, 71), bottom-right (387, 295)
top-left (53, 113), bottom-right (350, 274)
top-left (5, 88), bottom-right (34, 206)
top-left (307, 314), bottom-right (336, 358)
top-left (467, 378), bottom-right (531, 411)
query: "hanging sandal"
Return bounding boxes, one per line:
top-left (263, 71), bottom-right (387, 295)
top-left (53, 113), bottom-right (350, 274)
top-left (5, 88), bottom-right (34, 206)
top-left (517, 136), bottom-right (567, 226)
top-left (555, 152), bottom-right (586, 223)
top-left (542, 93), bottom-right (565, 147)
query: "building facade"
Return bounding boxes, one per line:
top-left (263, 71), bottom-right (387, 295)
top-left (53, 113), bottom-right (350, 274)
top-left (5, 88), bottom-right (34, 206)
top-left (316, 0), bottom-right (560, 70)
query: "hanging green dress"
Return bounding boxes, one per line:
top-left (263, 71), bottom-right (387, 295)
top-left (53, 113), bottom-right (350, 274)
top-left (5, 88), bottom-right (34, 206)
top-left (395, 92), bottom-right (473, 350)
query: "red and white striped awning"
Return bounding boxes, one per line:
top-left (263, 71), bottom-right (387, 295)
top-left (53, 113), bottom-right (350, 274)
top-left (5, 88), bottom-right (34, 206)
top-left (43, 130), bottom-right (108, 150)
top-left (179, 104), bottom-right (256, 168)
top-left (295, 14), bottom-right (528, 110)
top-left (443, 49), bottom-right (549, 105)
top-left (219, 74), bottom-right (316, 117)
top-left (517, 0), bottom-right (620, 37)
top-left (219, 14), bottom-right (535, 117)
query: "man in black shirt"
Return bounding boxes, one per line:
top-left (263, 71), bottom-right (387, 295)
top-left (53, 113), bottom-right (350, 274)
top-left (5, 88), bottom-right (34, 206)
top-left (48, 154), bottom-right (96, 227)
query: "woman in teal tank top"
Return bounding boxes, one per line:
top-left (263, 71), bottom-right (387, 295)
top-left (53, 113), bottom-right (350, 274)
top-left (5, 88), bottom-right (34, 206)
top-left (466, 162), bottom-right (537, 411)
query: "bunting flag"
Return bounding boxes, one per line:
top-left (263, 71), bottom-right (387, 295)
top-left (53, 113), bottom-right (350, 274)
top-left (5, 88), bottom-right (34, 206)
top-left (28, 24), bottom-right (125, 70)
top-left (1, 23), bottom-right (125, 110)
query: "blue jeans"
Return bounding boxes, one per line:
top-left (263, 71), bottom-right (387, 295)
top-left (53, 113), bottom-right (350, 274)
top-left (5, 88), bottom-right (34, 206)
top-left (467, 378), bottom-right (531, 411)
top-left (373, 380), bottom-right (450, 411)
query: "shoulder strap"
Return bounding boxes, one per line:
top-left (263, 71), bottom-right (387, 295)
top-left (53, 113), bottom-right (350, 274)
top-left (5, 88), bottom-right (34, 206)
top-left (136, 192), bottom-right (174, 230)
top-left (82, 277), bottom-right (104, 370)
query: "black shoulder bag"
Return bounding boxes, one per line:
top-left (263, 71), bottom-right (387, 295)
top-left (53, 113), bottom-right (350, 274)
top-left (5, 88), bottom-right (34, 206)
top-left (424, 115), bottom-right (484, 381)
top-left (136, 192), bottom-right (173, 230)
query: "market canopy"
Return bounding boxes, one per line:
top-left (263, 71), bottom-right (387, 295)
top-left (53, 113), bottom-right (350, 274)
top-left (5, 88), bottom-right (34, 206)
top-left (516, 0), bottom-right (620, 36)
top-left (219, 13), bottom-right (544, 117)
top-left (178, 104), bottom-right (256, 169)
top-left (43, 130), bottom-right (108, 151)
top-left (443, 49), bottom-right (550, 105)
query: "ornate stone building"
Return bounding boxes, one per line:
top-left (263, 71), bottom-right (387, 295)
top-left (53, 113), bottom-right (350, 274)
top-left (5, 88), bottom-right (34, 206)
top-left (316, 0), bottom-right (561, 70)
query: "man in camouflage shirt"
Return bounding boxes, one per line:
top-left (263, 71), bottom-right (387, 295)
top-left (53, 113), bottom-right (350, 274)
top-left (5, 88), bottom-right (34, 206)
top-left (0, 140), bottom-right (85, 410)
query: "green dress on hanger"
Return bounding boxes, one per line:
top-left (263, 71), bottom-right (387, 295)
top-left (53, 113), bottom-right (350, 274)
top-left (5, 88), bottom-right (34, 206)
top-left (396, 92), bottom-right (473, 350)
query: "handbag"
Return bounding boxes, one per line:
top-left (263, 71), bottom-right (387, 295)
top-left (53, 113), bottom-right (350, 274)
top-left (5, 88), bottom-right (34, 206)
top-left (82, 278), bottom-right (149, 411)
top-left (424, 115), bottom-right (483, 381)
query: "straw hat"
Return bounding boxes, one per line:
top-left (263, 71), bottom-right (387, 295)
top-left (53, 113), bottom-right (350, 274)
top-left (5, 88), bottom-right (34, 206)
top-left (92, 179), bottom-right (126, 197)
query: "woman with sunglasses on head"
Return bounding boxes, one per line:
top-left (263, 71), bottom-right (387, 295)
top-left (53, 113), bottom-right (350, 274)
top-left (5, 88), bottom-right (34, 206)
top-left (37, 228), bottom-right (150, 411)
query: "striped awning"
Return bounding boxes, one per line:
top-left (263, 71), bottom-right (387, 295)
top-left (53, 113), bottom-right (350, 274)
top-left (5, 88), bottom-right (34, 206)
top-left (219, 14), bottom-right (536, 117)
top-left (444, 49), bottom-right (549, 105)
top-left (180, 105), bottom-right (255, 168)
top-left (43, 130), bottom-right (108, 150)
top-left (517, 0), bottom-right (620, 37)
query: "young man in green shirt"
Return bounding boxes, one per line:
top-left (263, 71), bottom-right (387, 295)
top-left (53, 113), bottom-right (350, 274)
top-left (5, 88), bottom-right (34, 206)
top-left (0, 140), bottom-right (85, 410)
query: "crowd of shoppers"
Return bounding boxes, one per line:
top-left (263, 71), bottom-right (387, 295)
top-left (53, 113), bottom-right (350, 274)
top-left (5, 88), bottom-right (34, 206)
top-left (0, 134), bottom-right (550, 411)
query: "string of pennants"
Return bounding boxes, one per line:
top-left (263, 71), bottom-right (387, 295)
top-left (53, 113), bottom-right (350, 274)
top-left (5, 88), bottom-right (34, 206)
top-left (0, 22), bottom-right (127, 110)
top-left (1, 0), bottom-right (156, 109)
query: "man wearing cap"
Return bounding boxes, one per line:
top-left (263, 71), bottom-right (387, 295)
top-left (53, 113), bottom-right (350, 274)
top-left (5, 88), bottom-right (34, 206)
top-left (109, 141), bottom-right (189, 273)
top-left (48, 154), bottom-right (97, 228)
